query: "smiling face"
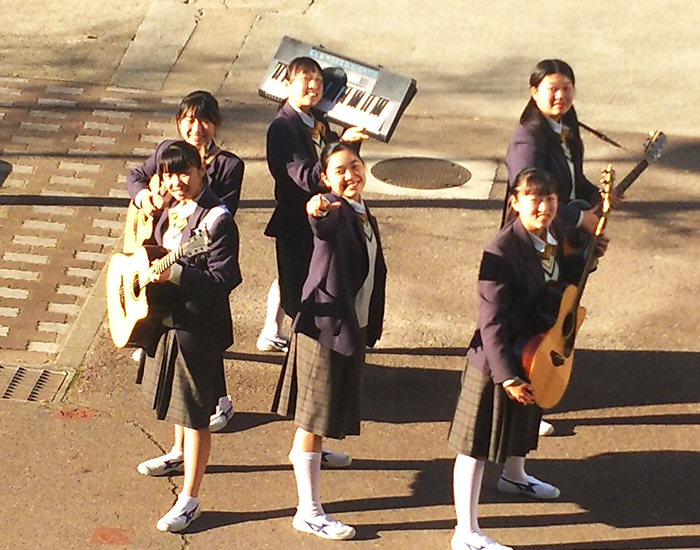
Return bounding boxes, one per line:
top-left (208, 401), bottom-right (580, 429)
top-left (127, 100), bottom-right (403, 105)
top-left (162, 165), bottom-right (206, 203)
top-left (531, 73), bottom-right (575, 121)
top-left (286, 69), bottom-right (323, 113)
top-left (177, 112), bottom-right (219, 150)
top-left (321, 148), bottom-right (366, 202)
top-left (510, 189), bottom-right (558, 237)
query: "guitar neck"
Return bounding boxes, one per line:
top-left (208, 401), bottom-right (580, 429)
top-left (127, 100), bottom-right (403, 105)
top-left (614, 158), bottom-right (649, 196)
top-left (151, 245), bottom-right (186, 276)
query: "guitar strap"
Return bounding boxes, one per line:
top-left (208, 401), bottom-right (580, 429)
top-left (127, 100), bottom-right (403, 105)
top-left (578, 122), bottom-right (623, 149)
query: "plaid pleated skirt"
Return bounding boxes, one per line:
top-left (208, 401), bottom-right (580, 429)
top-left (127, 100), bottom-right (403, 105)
top-left (272, 331), bottom-right (366, 439)
top-left (138, 329), bottom-right (224, 430)
top-left (447, 361), bottom-right (542, 463)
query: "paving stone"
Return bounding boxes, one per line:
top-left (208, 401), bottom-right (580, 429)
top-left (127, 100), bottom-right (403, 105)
top-left (27, 341), bottom-right (61, 353)
top-left (38, 322), bottom-right (70, 334)
top-left (12, 235), bottom-right (58, 247)
top-left (0, 307), bottom-right (20, 317)
top-left (22, 220), bottom-right (67, 232)
top-left (2, 253), bottom-right (49, 265)
top-left (37, 98), bottom-right (77, 107)
top-left (84, 121), bottom-right (125, 133)
top-left (0, 269), bottom-right (40, 281)
top-left (48, 303), bottom-right (81, 316)
top-left (0, 288), bottom-right (29, 300)
top-left (58, 162), bottom-right (101, 172)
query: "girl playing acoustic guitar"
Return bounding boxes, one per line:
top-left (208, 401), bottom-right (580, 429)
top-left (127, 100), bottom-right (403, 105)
top-left (447, 168), bottom-right (608, 550)
top-left (126, 90), bottom-right (243, 432)
top-left (135, 141), bottom-right (242, 532)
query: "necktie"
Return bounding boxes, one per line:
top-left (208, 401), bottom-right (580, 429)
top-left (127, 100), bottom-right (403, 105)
top-left (309, 120), bottom-right (325, 141)
top-left (559, 127), bottom-right (570, 144)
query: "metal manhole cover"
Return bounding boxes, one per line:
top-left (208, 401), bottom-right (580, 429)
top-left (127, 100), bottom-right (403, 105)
top-left (370, 157), bottom-right (471, 190)
top-left (0, 365), bottom-right (70, 402)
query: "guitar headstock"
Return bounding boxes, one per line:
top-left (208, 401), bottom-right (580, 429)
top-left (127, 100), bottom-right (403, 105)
top-left (182, 230), bottom-right (210, 258)
top-left (599, 164), bottom-right (614, 217)
top-left (643, 130), bottom-right (666, 163)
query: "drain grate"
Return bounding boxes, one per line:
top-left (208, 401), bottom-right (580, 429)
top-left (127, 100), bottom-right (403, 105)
top-left (0, 365), bottom-right (70, 402)
top-left (370, 157), bottom-right (472, 190)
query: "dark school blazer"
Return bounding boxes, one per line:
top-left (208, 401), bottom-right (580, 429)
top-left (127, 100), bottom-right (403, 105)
top-left (505, 110), bottom-right (599, 227)
top-left (155, 187), bottom-right (242, 355)
top-left (293, 194), bottom-right (387, 357)
top-left (264, 101), bottom-right (339, 240)
top-left (466, 217), bottom-right (586, 385)
top-left (126, 139), bottom-right (245, 216)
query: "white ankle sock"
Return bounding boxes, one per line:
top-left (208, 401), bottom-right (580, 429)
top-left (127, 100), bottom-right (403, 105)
top-left (290, 451), bottom-right (324, 518)
top-left (261, 279), bottom-right (287, 339)
top-left (503, 456), bottom-right (527, 482)
top-left (453, 454), bottom-right (485, 535)
top-left (175, 492), bottom-right (198, 511)
top-left (217, 395), bottom-right (232, 410)
top-left (167, 446), bottom-right (184, 459)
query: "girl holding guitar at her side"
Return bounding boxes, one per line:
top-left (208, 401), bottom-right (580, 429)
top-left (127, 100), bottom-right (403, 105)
top-left (505, 59), bottom-right (622, 235)
top-left (447, 168), bottom-right (608, 550)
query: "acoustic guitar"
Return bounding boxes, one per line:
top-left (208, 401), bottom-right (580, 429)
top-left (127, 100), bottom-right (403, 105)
top-left (107, 231), bottom-right (209, 348)
top-left (122, 174), bottom-right (167, 254)
top-left (566, 130), bottom-right (665, 250)
top-left (519, 166), bottom-right (613, 409)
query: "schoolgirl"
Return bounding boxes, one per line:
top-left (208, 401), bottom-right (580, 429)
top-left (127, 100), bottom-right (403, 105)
top-left (272, 142), bottom-right (387, 540)
top-left (257, 55), bottom-right (366, 354)
top-left (134, 141), bottom-right (242, 532)
top-left (447, 168), bottom-right (607, 550)
top-left (126, 90), bottom-right (243, 431)
top-left (505, 59), bottom-right (621, 235)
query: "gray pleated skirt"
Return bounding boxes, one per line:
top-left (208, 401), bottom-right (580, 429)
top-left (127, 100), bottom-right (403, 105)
top-left (139, 329), bottom-right (224, 430)
top-left (447, 361), bottom-right (541, 463)
top-left (272, 331), bottom-right (366, 439)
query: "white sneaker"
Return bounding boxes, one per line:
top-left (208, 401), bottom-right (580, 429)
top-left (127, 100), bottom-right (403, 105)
top-left (451, 530), bottom-right (513, 550)
top-left (539, 420), bottom-right (555, 436)
top-left (496, 474), bottom-right (560, 499)
top-left (320, 448), bottom-right (352, 469)
top-left (156, 496), bottom-right (201, 532)
top-left (292, 513), bottom-right (356, 540)
top-left (209, 395), bottom-right (234, 432)
top-left (256, 334), bottom-right (289, 352)
top-left (137, 447), bottom-right (184, 476)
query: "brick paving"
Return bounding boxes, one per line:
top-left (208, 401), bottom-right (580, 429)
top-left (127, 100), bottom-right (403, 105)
top-left (0, 77), bottom-right (183, 366)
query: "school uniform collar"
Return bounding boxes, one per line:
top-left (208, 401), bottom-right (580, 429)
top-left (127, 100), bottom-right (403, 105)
top-left (343, 196), bottom-right (367, 215)
top-left (528, 228), bottom-right (558, 252)
top-left (545, 116), bottom-right (569, 137)
top-left (288, 102), bottom-right (316, 128)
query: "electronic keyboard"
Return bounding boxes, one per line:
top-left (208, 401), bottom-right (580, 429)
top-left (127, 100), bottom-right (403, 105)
top-left (259, 36), bottom-right (417, 143)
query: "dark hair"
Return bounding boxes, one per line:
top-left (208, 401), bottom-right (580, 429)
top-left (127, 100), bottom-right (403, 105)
top-left (519, 58), bottom-right (584, 165)
top-left (176, 90), bottom-right (222, 126)
top-left (158, 140), bottom-right (203, 176)
top-left (512, 167), bottom-right (558, 197)
top-left (285, 56), bottom-right (323, 82)
top-left (320, 141), bottom-right (363, 173)
top-left (528, 58), bottom-right (575, 88)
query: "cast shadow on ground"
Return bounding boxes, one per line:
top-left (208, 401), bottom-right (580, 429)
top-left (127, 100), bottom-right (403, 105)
top-left (359, 348), bottom-right (700, 426)
top-left (192, 451), bottom-right (699, 543)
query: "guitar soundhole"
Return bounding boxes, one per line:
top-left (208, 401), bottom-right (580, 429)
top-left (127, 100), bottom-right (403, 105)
top-left (550, 351), bottom-right (565, 367)
top-left (131, 274), bottom-right (142, 299)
